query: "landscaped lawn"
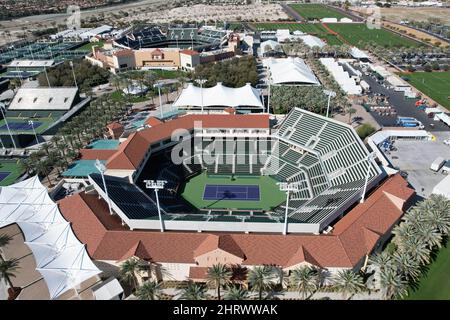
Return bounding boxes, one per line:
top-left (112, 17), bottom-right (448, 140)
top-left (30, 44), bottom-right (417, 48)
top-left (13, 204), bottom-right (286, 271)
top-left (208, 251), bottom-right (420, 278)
top-left (181, 172), bottom-right (285, 211)
top-left (289, 3), bottom-right (350, 20)
top-left (406, 243), bottom-right (450, 300)
top-left (75, 40), bottom-right (105, 51)
top-left (398, 72), bottom-right (450, 110)
top-left (0, 160), bottom-right (25, 186)
top-left (252, 23), bottom-right (342, 45)
top-left (326, 23), bottom-right (422, 48)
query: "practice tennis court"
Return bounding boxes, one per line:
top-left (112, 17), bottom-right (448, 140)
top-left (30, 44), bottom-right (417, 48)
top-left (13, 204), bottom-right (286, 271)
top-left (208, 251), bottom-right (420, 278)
top-left (203, 184), bottom-right (260, 201)
top-left (0, 122), bottom-right (42, 131)
top-left (0, 172), bottom-right (10, 182)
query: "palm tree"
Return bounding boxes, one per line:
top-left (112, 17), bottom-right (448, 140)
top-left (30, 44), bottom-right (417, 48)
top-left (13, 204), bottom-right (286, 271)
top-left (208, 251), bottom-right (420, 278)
top-left (206, 263), bottom-right (232, 300)
top-left (0, 234), bottom-right (12, 262)
top-left (289, 266), bottom-right (319, 299)
top-left (0, 258), bottom-right (20, 291)
top-left (368, 252), bottom-right (393, 273)
top-left (247, 266), bottom-right (277, 300)
top-left (224, 285), bottom-right (248, 300)
top-left (179, 281), bottom-right (206, 300)
top-left (415, 223), bottom-right (442, 250)
top-left (35, 160), bottom-right (52, 186)
top-left (379, 267), bottom-right (408, 300)
top-left (331, 269), bottom-right (365, 300)
top-left (135, 280), bottom-right (161, 300)
top-left (401, 237), bottom-right (431, 265)
top-left (392, 251), bottom-right (421, 281)
top-left (119, 257), bottom-right (140, 291)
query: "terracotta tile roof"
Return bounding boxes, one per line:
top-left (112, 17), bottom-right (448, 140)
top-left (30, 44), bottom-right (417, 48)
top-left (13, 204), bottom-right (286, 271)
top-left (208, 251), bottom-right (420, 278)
top-left (113, 49), bottom-right (133, 57)
top-left (59, 175), bottom-right (414, 269)
top-left (107, 122), bottom-right (123, 130)
top-left (194, 234), bottom-right (245, 259)
top-left (189, 267), bottom-right (208, 280)
top-left (80, 149), bottom-right (117, 161)
top-left (105, 114), bottom-right (269, 170)
top-left (180, 49), bottom-right (199, 56)
top-left (145, 117), bottom-right (163, 127)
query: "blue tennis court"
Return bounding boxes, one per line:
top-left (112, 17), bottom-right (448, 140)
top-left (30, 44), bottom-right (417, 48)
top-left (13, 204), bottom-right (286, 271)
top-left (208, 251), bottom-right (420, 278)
top-left (0, 122), bottom-right (42, 131)
top-left (0, 172), bottom-right (10, 182)
top-left (203, 184), bottom-right (260, 201)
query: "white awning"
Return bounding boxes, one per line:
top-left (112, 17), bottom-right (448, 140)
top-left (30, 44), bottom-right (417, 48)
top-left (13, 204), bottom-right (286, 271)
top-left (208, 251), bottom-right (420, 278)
top-left (263, 57), bottom-right (320, 85)
top-left (433, 174), bottom-right (450, 199)
top-left (173, 82), bottom-right (263, 108)
top-left (0, 176), bottom-right (101, 300)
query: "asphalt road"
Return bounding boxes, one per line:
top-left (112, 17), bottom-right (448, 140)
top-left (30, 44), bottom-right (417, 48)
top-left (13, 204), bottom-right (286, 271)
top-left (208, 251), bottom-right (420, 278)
top-left (355, 65), bottom-right (450, 132)
top-left (280, 4), bottom-right (303, 22)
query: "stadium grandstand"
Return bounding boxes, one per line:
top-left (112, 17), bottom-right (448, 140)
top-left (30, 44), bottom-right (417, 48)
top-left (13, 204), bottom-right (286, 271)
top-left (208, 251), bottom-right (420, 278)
top-left (114, 25), bottom-right (228, 51)
top-left (82, 109), bottom-right (384, 234)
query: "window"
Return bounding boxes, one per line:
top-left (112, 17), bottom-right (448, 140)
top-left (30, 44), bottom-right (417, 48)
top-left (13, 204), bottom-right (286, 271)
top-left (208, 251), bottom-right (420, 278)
top-left (33, 97), bottom-right (37, 103)
top-left (17, 98), bottom-right (22, 103)
top-left (64, 97), bottom-right (68, 103)
top-left (48, 97), bottom-right (53, 103)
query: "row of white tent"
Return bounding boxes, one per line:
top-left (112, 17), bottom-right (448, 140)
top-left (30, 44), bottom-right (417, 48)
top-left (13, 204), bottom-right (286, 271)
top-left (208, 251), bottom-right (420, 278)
top-left (263, 57), bottom-right (320, 86)
top-left (320, 58), bottom-right (362, 95)
top-left (0, 176), bottom-right (101, 299)
top-left (173, 82), bottom-right (263, 108)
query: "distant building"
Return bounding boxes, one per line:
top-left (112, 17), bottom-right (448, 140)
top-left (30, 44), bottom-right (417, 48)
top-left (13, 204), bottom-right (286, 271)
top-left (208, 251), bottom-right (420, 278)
top-left (106, 122), bottom-right (124, 139)
top-left (179, 49), bottom-right (200, 71)
top-left (5, 60), bottom-right (56, 79)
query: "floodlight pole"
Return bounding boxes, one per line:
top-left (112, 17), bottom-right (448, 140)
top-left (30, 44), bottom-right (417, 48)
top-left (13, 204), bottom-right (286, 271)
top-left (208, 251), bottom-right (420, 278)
top-left (323, 90), bottom-right (336, 118)
top-left (267, 82), bottom-right (271, 114)
top-left (28, 120), bottom-right (39, 146)
top-left (195, 79), bottom-right (207, 114)
top-left (0, 103), bottom-right (16, 149)
top-left (44, 65), bottom-right (51, 88)
top-left (144, 179), bottom-right (167, 232)
top-left (278, 182), bottom-right (300, 235)
top-left (69, 61), bottom-right (78, 88)
top-left (154, 83), bottom-right (164, 119)
top-left (95, 159), bottom-right (113, 216)
top-left (360, 153), bottom-right (375, 204)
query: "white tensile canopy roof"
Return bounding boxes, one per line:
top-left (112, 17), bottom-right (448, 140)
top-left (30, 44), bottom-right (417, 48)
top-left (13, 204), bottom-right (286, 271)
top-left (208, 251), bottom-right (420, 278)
top-left (263, 57), bottom-right (320, 85)
top-left (0, 176), bottom-right (101, 299)
top-left (173, 82), bottom-right (263, 108)
top-left (433, 174), bottom-right (450, 199)
top-left (350, 47), bottom-right (369, 60)
top-left (300, 35), bottom-right (326, 49)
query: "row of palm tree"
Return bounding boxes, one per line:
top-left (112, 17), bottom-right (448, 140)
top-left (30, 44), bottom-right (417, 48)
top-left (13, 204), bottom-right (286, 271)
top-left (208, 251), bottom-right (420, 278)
top-left (120, 258), bottom-right (369, 300)
top-left (368, 194), bottom-right (450, 300)
top-left (19, 94), bottom-right (130, 184)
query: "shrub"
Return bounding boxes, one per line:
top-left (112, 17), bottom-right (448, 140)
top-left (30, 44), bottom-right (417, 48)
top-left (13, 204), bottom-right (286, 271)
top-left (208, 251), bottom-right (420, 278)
top-left (356, 123), bottom-right (376, 140)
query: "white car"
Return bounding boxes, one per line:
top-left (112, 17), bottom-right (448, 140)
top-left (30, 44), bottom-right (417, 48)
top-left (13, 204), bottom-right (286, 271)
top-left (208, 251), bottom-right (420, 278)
top-left (444, 139), bottom-right (450, 146)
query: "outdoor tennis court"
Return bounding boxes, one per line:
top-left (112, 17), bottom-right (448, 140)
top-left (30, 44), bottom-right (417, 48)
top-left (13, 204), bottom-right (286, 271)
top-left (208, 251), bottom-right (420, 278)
top-left (203, 184), bottom-right (260, 201)
top-left (0, 121), bottom-right (42, 131)
top-left (0, 172), bottom-right (10, 182)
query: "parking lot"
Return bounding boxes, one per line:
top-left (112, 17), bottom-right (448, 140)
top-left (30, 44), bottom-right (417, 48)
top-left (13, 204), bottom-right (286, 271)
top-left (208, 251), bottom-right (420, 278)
top-left (354, 65), bottom-right (450, 132)
top-left (384, 131), bottom-right (450, 197)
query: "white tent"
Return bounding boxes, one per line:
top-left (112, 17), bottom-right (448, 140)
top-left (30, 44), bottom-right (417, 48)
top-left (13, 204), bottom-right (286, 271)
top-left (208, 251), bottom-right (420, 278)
top-left (264, 57), bottom-right (320, 85)
top-left (299, 35), bottom-right (325, 49)
top-left (173, 82), bottom-right (263, 108)
top-left (432, 174), bottom-right (450, 199)
top-left (36, 244), bottom-right (101, 299)
top-left (0, 176), bottom-right (101, 299)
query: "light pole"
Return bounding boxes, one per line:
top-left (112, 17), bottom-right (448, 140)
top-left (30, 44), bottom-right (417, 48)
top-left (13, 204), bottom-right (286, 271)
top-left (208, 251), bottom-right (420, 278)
top-left (267, 81), bottom-right (271, 114)
top-left (43, 65), bottom-right (51, 88)
top-left (323, 89), bottom-right (336, 118)
top-left (360, 152), bottom-right (376, 204)
top-left (28, 120), bottom-right (39, 146)
top-left (95, 159), bottom-right (113, 216)
top-left (277, 182), bottom-right (301, 235)
top-left (69, 61), bottom-right (78, 88)
top-left (144, 179), bottom-right (167, 232)
top-left (195, 79), bottom-right (207, 114)
top-left (153, 82), bottom-right (164, 119)
top-left (0, 102), bottom-right (16, 149)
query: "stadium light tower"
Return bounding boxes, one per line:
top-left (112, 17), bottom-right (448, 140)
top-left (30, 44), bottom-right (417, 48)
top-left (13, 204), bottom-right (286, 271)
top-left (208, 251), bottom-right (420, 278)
top-left (195, 79), bottom-right (207, 114)
top-left (144, 179), bottom-right (167, 232)
top-left (69, 61), bottom-right (78, 88)
top-left (0, 102), bottom-right (17, 149)
top-left (360, 152), bottom-right (376, 204)
top-left (323, 89), bottom-right (336, 118)
top-left (28, 120), bottom-right (39, 146)
top-left (277, 182), bottom-right (301, 235)
top-left (153, 82), bottom-right (164, 119)
top-left (95, 159), bottom-right (113, 216)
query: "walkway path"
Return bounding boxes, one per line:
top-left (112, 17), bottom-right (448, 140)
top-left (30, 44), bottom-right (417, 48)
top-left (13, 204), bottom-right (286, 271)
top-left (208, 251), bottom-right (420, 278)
top-left (280, 4), bottom-right (303, 22)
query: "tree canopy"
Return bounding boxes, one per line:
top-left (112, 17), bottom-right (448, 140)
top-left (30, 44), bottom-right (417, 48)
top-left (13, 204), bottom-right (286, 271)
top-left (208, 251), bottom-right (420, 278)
top-left (270, 86), bottom-right (328, 114)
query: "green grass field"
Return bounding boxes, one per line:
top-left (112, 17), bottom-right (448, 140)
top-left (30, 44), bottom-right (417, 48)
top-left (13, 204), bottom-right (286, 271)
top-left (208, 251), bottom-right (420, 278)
top-left (326, 24), bottom-right (422, 48)
top-left (406, 243), bottom-right (450, 300)
top-left (289, 3), bottom-right (350, 20)
top-left (398, 72), bottom-right (450, 110)
top-left (252, 23), bottom-right (342, 45)
top-left (76, 40), bottom-right (104, 51)
top-left (181, 172), bottom-right (285, 210)
top-left (0, 117), bottom-right (55, 134)
top-left (0, 160), bottom-right (25, 186)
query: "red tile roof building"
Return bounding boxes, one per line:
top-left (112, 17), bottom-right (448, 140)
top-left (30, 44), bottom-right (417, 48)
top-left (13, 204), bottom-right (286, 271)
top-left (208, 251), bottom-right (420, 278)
top-left (58, 174), bottom-right (414, 282)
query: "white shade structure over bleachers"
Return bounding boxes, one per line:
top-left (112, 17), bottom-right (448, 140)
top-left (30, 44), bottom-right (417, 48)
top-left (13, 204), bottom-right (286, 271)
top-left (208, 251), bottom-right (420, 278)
top-left (173, 82), bottom-right (263, 109)
top-left (263, 57), bottom-right (320, 85)
top-left (0, 176), bottom-right (101, 299)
